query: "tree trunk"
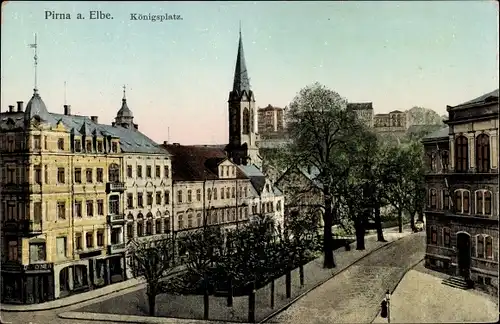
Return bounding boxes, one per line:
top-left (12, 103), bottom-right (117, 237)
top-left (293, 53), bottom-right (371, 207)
top-left (417, 209), bottom-right (424, 222)
top-left (299, 251), bottom-right (305, 287)
top-left (285, 271), bottom-right (291, 298)
top-left (397, 208), bottom-right (403, 233)
top-left (355, 216), bottom-right (365, 250)
top-left (270, 279), bottom-right (275, 309)
top-left (248, 282), bottom-right (256, 323)
top-left (322, 192), bottom-right (336, 268)
top-left (227, 276), bottom-right (233, 307)
top-left (147, 292), bottom-right (156, 316)
top-left (410, 210), bottom-right (416, 232)
top-left (203, 278), bottom-right (209, 320)
top-left (374, 204), bottom-right (386, 242)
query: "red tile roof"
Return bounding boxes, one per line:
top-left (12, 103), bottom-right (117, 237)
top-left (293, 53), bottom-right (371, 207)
top-left (161, 144), bottom-right (248, 181)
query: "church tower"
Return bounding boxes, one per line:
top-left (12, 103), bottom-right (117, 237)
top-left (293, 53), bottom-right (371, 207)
top-left (225, 28), bottom-right (261, 167)
top-left (114, 85), bottom-right (138, 130)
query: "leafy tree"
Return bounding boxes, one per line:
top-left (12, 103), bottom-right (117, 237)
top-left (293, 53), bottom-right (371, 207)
top-left (407, 106), bottom-right (444, 126)
top-left (285, 83), bottom-right (365, 268)
top-left (381, 141), bottom-right (426, 232)
top-left (128, 237), bottom-right (175, 316)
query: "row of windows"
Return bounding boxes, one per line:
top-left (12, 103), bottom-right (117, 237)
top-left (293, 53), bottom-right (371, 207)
top-left (427, 188), bottom-right (495, 215)
top-left (126, 217), bottom-right (170, 240)
top-left (0, 134), bottom-right (119, 154)
top-left (6, 230), bottom-right (106, 263)
top-left (205, 186), bottom-right (248, 202)
top-left (428, 134), bottom-right (492, 173)
top-left (2, 198), bottom-right (110, 222)
top-left (126, 164), bottom-right (169, 179)
top-left (455, 134), bottom-right (491, 173)
top-left (251, 201), bottom-right (282, 214)
top-left (2, 164), bottom-right (120, 185)
top-left (126, 192), bottom-right (170, 209)
top-left (427, 226), bottom-right (494, 259)
top-left (219, 165), bottom-right (237, 178)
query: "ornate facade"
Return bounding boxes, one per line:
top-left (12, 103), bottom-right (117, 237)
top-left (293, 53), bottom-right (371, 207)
top-left (0, 91), bottom-right (125, 303)
top-left (422, 89), bottom-right (499, 294)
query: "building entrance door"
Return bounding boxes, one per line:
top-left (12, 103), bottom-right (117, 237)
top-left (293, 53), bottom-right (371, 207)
top-left (456, 232), bottom-right (471, 279)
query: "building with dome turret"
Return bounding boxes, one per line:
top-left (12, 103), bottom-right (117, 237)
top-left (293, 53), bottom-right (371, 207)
top-left (0, 86), bottom-right (172, 304)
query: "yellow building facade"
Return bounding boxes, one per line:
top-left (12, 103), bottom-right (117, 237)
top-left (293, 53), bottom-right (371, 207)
top-left (0, 91), bottom-right (126, 304)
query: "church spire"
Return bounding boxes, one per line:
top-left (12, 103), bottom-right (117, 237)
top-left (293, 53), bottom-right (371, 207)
top-left (232, 25), bottom-right (251, 94)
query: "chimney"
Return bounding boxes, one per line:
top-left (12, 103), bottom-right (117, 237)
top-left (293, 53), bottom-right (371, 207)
top-left (8, 105), bottom-right (15, 113)
top-left (64, 104), bottom-right (71, 116)
top-left (173, 143), bottom-right (180, 147)
top-left (163, 141), bottom-right (169, 146)
top-left (111, 122), bottom-right (116, 127)
top-left (17, 101), bottom-right (24, 112)
top-left (134, 124), bottom-right (138, 130)
top-left (91, 116), bottom-right (98, 123)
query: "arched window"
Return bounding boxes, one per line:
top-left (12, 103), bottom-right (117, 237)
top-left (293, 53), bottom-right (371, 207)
top-left (485, 236), bottom-right (493, 259)
top-left (187, 213), bottom-right (193, 228)
top-left (430, 153), bottom-right (438, 172)
top-left (455, 136), bottom-right (468, 172)
top-left (108, 163), bottom-right (120, 182)
top-left (475, 190), bottom-right (492, 215)
top-left (430, 226), bottom-right (438, 244)
top-left (429, 189), bottom-right (437, 209)
top-left (441, 150), bottom-right (449, 172)
top-left (196, 213), bottom-right (202, 227)
top-left (442, 189), bottom-right (450, 210)
top-left (442, 227), bottom-right (451, 247)
top-left (476, 235), bottom-right (485, 258)
top-left (243, 108), bottom-right (250, 134)
top-left (207, 188), bottom-right (212, 200)
top-left (155, 218), bottom-right (162, 234)
top-left (146, 220), bottom-right (153, 235)
top-left (455, 189), bottom-right (470, 214)
top-left (178, 214), bottom-right (184, 230)
top-left (164, 217), bottom-right (170, 233)
top-left (476, 134), bottom-right (490, 173)
top-left (213, 188), bottom-right (218, 200)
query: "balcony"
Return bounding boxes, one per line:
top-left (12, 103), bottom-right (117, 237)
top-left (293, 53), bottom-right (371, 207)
top-left (107, 213), bottom-right (125, 225)
top-left (107, 242), bottom-right (127, 254)
top-left (106, 182), bottom-right (126, 193)
top-left (2, 220), bottom-right (42, 236)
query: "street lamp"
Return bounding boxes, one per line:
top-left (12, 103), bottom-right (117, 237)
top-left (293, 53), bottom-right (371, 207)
top-left (385, 289), bottom-right (391, 323)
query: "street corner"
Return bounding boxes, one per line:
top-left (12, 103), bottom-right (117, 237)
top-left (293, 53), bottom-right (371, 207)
top-left (372, 269), bottom-right (499, 323)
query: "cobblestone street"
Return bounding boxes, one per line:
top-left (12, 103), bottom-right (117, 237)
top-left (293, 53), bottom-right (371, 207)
top-left (269, 232), bottom-right (425, 324)
top-left (372, 261), bottom-right (498, 323)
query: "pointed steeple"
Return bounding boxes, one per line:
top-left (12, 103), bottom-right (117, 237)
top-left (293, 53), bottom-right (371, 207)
top-left (232, 26), bottom-right (251, 94)
top-left (116, 85), bottom-right (133, 118)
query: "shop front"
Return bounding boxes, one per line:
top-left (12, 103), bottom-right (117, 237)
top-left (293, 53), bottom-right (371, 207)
top-left (1, 262), bottom-right (55, 304)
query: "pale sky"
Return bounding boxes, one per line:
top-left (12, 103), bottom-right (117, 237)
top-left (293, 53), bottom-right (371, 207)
top-left (1, 1), bottom-right (498, 144)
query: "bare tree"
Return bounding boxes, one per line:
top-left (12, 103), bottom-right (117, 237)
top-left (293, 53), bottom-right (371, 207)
top-left (128, 237), bottom-right (175, 316)
top-left (182, 225), bottom-right (222, 320)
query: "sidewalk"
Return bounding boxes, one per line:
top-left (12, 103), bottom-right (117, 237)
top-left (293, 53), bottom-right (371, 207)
top-left (371, 267), bottom-right (498, 323)
top-left (0, 265), bottom-right (186, 312)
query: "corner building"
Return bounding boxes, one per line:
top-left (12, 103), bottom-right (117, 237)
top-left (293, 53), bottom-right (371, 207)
top-left (423, 89), bottom-right (499, 295)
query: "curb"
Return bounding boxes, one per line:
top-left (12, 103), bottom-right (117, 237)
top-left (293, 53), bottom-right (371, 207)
top-left (58, 311), bottom-right (239, 324)
top-left (258, 233), bottom-right (411, 323)
top-left (369, 256), bottom-right (425, 324)
top-left (0, 267), bottom-right (185, 313)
